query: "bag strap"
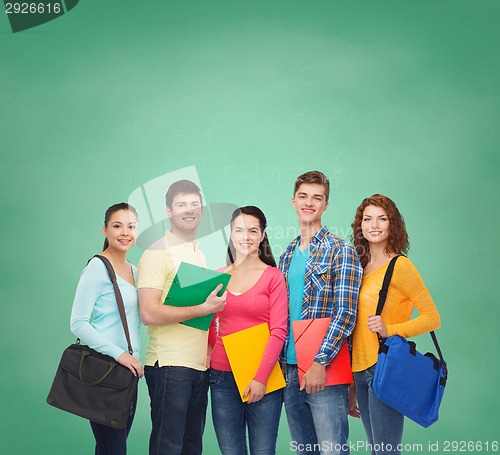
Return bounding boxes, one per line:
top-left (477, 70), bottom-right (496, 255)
top-left (430, 331), bottom-right (448, 378)
top-left (91, 255), bottom-right (134, 355)
top-left (375, 255), bottom-right (448, 378)
top-left (375, 255), bottom-right (400, 316)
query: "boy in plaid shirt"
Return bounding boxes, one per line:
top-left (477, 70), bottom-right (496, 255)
top-left (280, 171), bottom-right (362, 455)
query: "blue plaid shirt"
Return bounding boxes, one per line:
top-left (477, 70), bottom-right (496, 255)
top-left (279, 226), bottom-right (363, 365)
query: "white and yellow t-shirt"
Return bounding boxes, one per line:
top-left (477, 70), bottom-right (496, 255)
top-left (138, 231), bottom-right (208, 371)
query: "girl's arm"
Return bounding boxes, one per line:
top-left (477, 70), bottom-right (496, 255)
top-left (253, 269), bottom-right (289, 384)
top-left (70, 258), bottom-right (126, 361)
top-left (385, 257), bottom-right (441, 338)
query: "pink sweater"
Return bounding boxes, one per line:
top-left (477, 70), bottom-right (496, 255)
top-left (209, 266), bottom-right (288, 385)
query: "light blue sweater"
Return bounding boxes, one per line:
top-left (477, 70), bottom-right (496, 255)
top-left (70, 257), bottom-right (140, 361)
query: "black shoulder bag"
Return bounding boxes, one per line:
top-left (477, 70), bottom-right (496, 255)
top-left (371, 256), bottom-right (448, 428)
top-left (46, 255), bottom-right (139, 429)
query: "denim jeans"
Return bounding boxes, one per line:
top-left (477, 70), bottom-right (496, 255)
top-left (89, 400), bottom-right (135, 455)
top-left (284, 364), bottom-right (350, 455)
top-left (210, 369), bottom-right (283, 455)
top-left (354, 365), bottom-right (404, 455)
top-left (144, 364), bottom-right (209, 455)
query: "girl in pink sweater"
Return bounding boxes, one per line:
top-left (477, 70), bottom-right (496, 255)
top-left (209, 206), bottom-right (288, 455)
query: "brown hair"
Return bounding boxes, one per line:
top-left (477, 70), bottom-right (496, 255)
top-left (351, 194), bottom-right (409, 267)
top-left (293, 171), bottom-right (330, 202)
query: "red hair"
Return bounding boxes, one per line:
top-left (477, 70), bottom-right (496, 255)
top-left (351, 194), bottom-right (409, 268)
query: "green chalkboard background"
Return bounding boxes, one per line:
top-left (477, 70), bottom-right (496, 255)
top-left (1, 1), bottom-right (498, 453)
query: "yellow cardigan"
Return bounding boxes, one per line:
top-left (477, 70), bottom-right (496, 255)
top-left (351, 256), bottom-right (441, 373)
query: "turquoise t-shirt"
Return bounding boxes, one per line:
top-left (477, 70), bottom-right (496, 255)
top-left (286, 245), bottom-right (310, 364)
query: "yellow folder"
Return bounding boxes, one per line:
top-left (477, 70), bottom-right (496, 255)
top-left (222, 322), bottom-right (286, 402)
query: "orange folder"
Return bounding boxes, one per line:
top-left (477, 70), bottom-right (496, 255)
top-left (292, 317), bottom-right (353, 386)
top-left (222, 323), bottom-right (286, 402)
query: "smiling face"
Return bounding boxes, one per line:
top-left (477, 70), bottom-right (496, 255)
top-left (167, 192), bottom-right (203, 236)
top-left (291, 183), bottom-right (329, 228)
top-left (361, 205), bottom-right (390, 247)
top-left (230, 214), bottom-right (265, 259)
top-left (102, 209), bottom-right (138, 253)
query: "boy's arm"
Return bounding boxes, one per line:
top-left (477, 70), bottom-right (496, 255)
top-left (314, 244), bottom-right (362, 365)
top-left (139, 286), bottom-right (226, 326)
top-left (137, 248), bottom-right (226, 326)
top-left (302, 244), bottom-right (362, 393)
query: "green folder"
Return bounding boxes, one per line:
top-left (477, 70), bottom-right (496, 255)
top-left (164, 262), bottom-right (231, 331)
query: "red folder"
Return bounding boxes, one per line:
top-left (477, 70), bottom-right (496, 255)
top-left (292, 317), bottom-right (353, 386)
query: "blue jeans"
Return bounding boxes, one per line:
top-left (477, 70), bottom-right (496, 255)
top-left (354, 365), bottom-right (404, 455)
top-left (284, 364), bottom-right (350, 455)
top-left (144, 364), bottom-right (209, 455)
top-left (210, 369), bottom-right (283, 455)
top-left (90, 400), bottom-right (135, 455)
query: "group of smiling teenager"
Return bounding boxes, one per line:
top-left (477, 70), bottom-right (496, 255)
top-left (70, 170), bottom-right (441, 455)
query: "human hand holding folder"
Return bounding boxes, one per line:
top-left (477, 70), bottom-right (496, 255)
top-left (243, 379), bottom-right (266, 404)
top-left (292, 318), bottom-right (353, 392)
top-left (203, 284), bottom-right (227, 315)
top-left (222, 323), bottom-right (286, 402)
top-left (164, 262), bottom-right (230, 331)
top-left (301, 361), bottom-right (327, 394)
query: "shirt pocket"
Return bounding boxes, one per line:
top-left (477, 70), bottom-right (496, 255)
top-left (310, 264), bottom-right (330, 292)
